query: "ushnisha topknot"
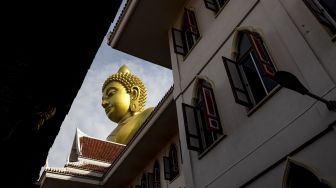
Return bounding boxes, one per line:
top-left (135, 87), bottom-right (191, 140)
top-left (102, 65), bottom-right (147, 111)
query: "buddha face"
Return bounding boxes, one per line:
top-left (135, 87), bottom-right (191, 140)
top-left (102, 81), bottom-right (131, 123)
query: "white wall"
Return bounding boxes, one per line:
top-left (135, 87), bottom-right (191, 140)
top-left (245, 127), bottom-right (336, 188)
top-left (128, 135), bottom-right (186, 188)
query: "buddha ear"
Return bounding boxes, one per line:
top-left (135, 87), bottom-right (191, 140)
top-left (130, 86), bottom-right (140, 112)
top-left (131, 86), bottom-right (140, 100)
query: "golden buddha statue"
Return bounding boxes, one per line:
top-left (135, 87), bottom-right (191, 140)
top-left (101, 65), bottom-right (154, 145)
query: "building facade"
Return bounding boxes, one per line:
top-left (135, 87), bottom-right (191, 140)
top-left (40, 0), bottom-right (336, 187)
top-left (108, 0), bottom-right (336, 187)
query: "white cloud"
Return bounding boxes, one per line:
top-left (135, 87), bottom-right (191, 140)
top-left (47, 41), bottom-right (173, 167)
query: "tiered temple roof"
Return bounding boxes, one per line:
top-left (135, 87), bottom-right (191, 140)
top-left (44, 129), bottom-right (125, 179)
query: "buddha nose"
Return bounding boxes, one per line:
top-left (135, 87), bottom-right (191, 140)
top-left (102, 100), bottom-right (109, 108)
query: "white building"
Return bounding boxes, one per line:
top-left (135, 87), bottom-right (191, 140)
top-left (108, 0), bottom-right (336, 187)
top-left (40, 0), bottom-right (336, 187)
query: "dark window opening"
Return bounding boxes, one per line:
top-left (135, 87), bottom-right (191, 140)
top-left (223, 31), bottom-right (277, 109)
top-left (172, 9), bottom-right (200, 56)
top-left (141, 174), bottom-right (147, 188)
top-left (153, 161), bottom-right (160, 188)
top-left (284, 160), bottom-right (331, 188)
top-left (147, 173), bottom-right (154, 188)
top-left (303, 0), bottom-right (336, 35)
top-left (163, 144), bottom-right (179, 181)
top-left (182, 80), bottom-right (224, 153)
top-left (204, 0), bottom-right (230, 13)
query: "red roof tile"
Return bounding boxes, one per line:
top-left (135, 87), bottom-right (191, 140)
top-left (80, 136), bottom-right (125, 163)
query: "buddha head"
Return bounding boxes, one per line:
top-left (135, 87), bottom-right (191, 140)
top-left (101, 65), bottom-right (147, 123)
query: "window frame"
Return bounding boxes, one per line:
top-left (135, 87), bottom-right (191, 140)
top-left (147, 173), bottom-right (154, 188)
top-left (163, 156), bottom-right (172, 181)
top-left (169, 144), bottom-right (179, 180)
top-left (203, 0), bottom-right (230, 14)
top-left (172, 28), bottom-right (187, 56)
top-left (199, 83), bottom-right (224, 133)
top-left (182, 103), bottom-right (203, 152)
top-left (163, 144), bottom-right (180, 182)
top-left (303, 0), bottom-right (336, 39)
top-left (182, 80), bottom-right (225, 155)
top-left (153, 161), bottom-right (160, 188)
top-left (141, 174), bottom-right (147, 188)
top-left (223, 31), bottom-right (278, 110)
top-left (283, 158), bottom-right (333, 188)
top-left (172, 8), bottom-right (200, 57)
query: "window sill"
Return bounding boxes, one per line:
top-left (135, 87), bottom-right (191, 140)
top-left (247, 85), bottom-right (281, 116)
top-left (182, 36), bottom-right (202, 61)
top-left (198, 134), bottom-right (227, 159)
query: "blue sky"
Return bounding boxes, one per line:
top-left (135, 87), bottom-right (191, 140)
top-left (46, 2), bottom-right (173, 167)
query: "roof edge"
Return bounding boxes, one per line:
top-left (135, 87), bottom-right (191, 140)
top-left (107, 0), bottom-right (139, 47)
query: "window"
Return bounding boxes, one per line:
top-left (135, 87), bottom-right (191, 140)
top-left (153, 161), bottom-right (160, 188)
top-left (303, 0), bottom-right (336, 36)
top-left (182, 80), bottom-right (224, 153)
top-left (223, 31), bottom-right (277, 109)
top-left (141, 174), bottom-right (147, 188)
top-left (204, 0), bottom-right (230, 13)
top-left (172, 8), bottom-right (200, 56)
top-left (147, 173), bottom-right (154, 188)
top-left (283, 159), bottom-right (331, 188)
top-left (163, 144), bottom-right (179, 181)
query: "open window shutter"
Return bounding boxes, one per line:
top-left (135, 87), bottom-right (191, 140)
top-left (172, 28), bottom-right (187, 56)
top-left (222, 56), bottom-right (252, 108)
top-left (153, 163), bottom-right (160, 188)
top-left (153, 163), bottom-right (160, 181)
top-left (184, 9), bottom-right (199, 36)
top-left (316, 0), bottom-right (336, 22)
top-left (303, 0), bottom-right (336, 31)
top-left (200, 84), bottom-right (222, 132)
top-left (249, 33), bottom-right (276, 77)
top-left (147, 173), bottom-right (154, 188)
top-left (163, 156), bottom-right (171, 180)
top-left (170, 148), bottom-right (179, 175)
top-left (141, 174), bottom-right (147, 188)
top-left (203, 0), bottom-right (219, 12)
top-left (182, 103), bottom-right (203, 152)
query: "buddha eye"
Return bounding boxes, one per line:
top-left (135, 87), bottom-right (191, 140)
top-left (106, 88), bottom-right (117, 97)
top-left (107, 91), bottom-right (114, 97)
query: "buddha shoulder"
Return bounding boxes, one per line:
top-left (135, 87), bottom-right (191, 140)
top-left (132, 107), bottom-right (154, 125)
top-left (141, 107), bottom-right (155, 118)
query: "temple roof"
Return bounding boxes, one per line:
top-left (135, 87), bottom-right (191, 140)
top-left (80, 136), bottom-right (125, 163)
top-left (70, 129), bottom-right (126, 163)
top-left (43, 129), bottom-right (125, 180)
